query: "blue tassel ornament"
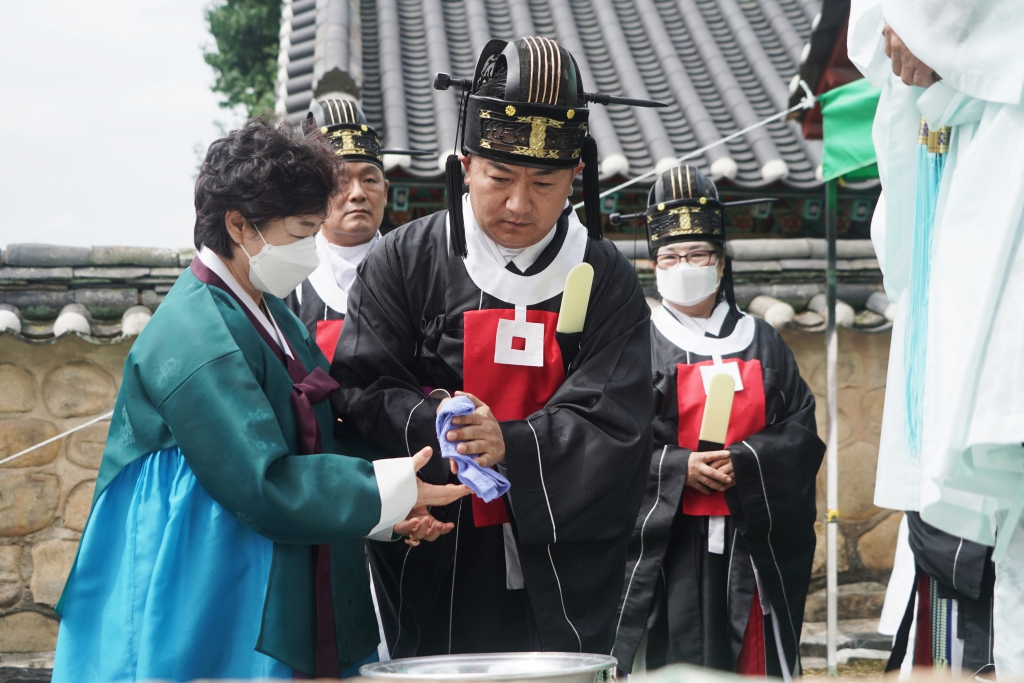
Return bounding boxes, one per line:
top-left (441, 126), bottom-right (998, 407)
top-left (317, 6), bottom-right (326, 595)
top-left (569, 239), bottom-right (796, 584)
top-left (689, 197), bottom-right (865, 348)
top-left (904, 119), bottom-right (950, 458)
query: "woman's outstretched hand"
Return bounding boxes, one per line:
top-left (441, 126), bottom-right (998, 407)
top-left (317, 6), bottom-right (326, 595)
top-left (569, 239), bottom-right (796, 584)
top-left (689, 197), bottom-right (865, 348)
top-left (393, 447), bottom-right (470, 546)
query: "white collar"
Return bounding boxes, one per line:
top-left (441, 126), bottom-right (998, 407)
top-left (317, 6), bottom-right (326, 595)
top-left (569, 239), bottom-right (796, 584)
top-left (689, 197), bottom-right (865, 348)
top-left (653, 302), bottom-right (754, 358)
top-left (197, 247), bottom-right (293, 358)
top-left (449, 193), bottom-right (587, 306)
top-left (664, 300), bottom-right (731, 337)
top-left (480, 218), bottom-right (559, 272)
top-left (303, 231), bottom-right (380, 314)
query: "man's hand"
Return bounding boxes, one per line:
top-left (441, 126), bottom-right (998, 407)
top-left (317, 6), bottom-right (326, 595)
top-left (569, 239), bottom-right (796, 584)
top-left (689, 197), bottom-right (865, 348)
top-left (883, 23), bottom-right (940, 87)
top-left (686, 450), bottom-right (735, 494)
top-left (440, 392), bottom-right (506, 471)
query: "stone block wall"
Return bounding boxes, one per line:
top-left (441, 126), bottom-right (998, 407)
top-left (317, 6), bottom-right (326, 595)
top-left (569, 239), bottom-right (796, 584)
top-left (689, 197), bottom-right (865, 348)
top-left (0, 333), bottom-right (134, 653)
top-left (0, 326), bottom-right (899, 651)
top-left (780, 328), bottom-right (901, 590)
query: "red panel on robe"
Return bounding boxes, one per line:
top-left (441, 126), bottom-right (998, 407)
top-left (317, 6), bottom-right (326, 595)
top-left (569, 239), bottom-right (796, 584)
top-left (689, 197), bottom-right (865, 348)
top-left (462, 308), bottom-right (565, 527)
top-left (315, 319), bottom-right (344, 361)
top-left (676, 359), bottom-right (766, 516)
top-left (914, 573), bottom-right (933, 667)
top-left (736, 589), bottom-right (767, 675)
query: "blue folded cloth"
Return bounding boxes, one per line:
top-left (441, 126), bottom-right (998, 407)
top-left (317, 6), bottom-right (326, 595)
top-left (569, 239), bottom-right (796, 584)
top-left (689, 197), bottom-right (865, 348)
top-left (436, 396), bottom-right (511, 503)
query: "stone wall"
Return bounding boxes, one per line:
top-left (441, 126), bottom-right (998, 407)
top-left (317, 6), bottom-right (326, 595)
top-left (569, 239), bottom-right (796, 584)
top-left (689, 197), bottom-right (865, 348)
top-left (0, 333), bottom-right (133, 653)
top-left (780, 328), bottom-right (901, 591)
top-left (0, 327), bottom-right (898, 651)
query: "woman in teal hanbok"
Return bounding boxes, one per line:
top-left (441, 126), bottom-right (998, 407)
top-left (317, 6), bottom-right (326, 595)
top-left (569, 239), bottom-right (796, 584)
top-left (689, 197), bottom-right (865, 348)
top-left (52, 118), bottom-right (468, 682)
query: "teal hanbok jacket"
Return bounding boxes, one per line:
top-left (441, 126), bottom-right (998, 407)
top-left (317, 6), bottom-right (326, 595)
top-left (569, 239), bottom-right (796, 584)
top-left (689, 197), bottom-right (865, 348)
top-left (57, 267), bottom-right (394, 674)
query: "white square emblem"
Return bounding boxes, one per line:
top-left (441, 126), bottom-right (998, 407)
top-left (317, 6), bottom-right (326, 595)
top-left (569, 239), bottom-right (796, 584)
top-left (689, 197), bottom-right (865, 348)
top-left (494, 305), bottom-right (544, 367)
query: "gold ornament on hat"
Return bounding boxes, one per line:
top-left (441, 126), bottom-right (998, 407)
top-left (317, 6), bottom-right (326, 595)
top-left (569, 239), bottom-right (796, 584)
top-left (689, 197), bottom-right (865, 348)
top-left (329, 129), bottom-right (370, 158)
top-left (514, 115), bottom-right (565, 159)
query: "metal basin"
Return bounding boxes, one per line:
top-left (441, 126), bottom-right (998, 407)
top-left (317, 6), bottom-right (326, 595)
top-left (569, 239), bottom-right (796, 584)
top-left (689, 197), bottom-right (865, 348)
top-left (359, 652), bottom-right (618, 682)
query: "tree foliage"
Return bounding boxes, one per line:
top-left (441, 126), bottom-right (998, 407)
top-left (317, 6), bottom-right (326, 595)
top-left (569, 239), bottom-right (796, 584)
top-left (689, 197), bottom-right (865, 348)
top-left (203, 0), bottom-right (281, 118)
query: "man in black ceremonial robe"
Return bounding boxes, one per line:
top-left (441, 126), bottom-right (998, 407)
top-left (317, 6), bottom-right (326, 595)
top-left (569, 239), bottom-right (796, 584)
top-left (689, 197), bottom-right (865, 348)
top-left (611, 165), bottom-right (824, 678)
top-left (287, 98), bottom-right (429, 360)
top-left (884, 512), bottom-right (995, 676)
top-left (330, 37), bottom-right (655, 657)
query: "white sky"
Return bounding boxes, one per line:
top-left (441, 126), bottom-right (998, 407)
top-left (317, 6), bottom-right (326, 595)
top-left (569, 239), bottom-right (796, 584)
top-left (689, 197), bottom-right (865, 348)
top-left (0, 0), bottom-right (246, 251)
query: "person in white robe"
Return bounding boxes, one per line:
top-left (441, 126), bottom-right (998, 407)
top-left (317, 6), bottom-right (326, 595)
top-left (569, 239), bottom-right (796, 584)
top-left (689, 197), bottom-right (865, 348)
top-left (848, 0), bottom-right (1024, 672)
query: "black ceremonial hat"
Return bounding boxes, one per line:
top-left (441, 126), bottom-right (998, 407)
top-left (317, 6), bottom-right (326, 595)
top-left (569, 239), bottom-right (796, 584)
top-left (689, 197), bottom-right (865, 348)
top-left (304, 98), bottom-right (432, 169)
top-left (610, 164), bottom-right (774, 313)
top-left (435, 37), bottom-right (666, 258)
top-left (465, 38), bottom-right (589, 169)
top-left (646, 164), bottom-right (727, 252)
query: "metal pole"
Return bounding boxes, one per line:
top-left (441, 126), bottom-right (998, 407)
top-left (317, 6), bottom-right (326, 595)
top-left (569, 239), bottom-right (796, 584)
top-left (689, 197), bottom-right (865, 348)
top-left (824, 180), bottom-right (839, 677)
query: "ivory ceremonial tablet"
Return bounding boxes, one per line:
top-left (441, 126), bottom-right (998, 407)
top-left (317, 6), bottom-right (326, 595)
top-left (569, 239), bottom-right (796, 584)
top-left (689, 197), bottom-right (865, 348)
top-left (556, 262), bottom-right (594, 334)
top-left (698, 373), bottom-right (735, 451)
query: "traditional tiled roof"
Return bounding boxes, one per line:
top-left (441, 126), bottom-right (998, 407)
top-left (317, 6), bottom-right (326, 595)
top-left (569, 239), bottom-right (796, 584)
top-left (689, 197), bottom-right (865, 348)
top-left (0, 240), bottom-right (890, 343)
top-left (275, 0), bottom-right (827, 187)
top-left (0, 245), bottom-right (191, 342)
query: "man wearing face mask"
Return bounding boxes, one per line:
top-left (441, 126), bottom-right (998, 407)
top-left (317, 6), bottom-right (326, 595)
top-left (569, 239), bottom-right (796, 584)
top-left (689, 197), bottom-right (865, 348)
top-left (330, 37), bottom-right (656, 656)
top-left (610, 165), bottom-right (824, 678)
top-left (287, 98), bottom-right (431, 361)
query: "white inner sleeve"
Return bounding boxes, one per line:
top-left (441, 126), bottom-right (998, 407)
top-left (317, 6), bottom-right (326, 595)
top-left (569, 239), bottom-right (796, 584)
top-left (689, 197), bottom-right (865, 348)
top-left (367, 458), bottom-right (418, 540)
top-left (951, 599), bottom-right (964, 676)
top-left (503, 523), bottom-right (525, 590)
top-left (497, 464), bottom-right (524, 590)
top-left (708, 516), bottom-right (726, 554)
top-left (752, 560), bottom-right (793, 682)
top-left (879, 514), bottom-right (916, 635)
top-left (369, 571), bottom-right (391, 662)
top-left (899, 592), bottom-right (918, 680)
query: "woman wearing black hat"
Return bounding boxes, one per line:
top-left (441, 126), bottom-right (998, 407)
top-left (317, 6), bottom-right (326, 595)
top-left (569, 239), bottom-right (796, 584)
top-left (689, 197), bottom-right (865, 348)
top-left (330, 37), bottom-right (662, 656)
top-left (611, 165), bottom-right (824, 678)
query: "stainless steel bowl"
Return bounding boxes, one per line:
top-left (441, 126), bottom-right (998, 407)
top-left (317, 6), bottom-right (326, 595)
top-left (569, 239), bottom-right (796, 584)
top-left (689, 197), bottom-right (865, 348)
top-left (359, 652), bottom-right (618, 682)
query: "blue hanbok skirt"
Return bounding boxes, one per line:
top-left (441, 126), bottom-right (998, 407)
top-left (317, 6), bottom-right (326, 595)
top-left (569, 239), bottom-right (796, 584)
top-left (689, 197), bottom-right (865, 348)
top-left (52, 447), bottom-right (292, 682)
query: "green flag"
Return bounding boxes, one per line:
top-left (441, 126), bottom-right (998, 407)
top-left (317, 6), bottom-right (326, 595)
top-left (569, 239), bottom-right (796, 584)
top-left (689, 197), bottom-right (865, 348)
top-left (820, 78), bottom-right (881, 182)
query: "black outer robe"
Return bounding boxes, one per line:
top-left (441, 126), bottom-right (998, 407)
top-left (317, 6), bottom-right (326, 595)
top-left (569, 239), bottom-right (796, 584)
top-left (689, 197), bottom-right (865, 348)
top-left (898, 512), bottom-right (995, 674)
top-left (612, 304), bottom-right (824, 675)
top-left (285, 280), bottom-right (345, 339)
top-left (330, 207), bottom-right (653, 657)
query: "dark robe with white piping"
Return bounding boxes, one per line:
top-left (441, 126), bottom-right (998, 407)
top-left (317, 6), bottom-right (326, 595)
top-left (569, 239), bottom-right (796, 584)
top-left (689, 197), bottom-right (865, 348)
top-left (330, 200), bottom-right (653, 656)
top-left (613, 302), bottom-right (823, 676)
top-left (287, 279), bottom-right (345, 337)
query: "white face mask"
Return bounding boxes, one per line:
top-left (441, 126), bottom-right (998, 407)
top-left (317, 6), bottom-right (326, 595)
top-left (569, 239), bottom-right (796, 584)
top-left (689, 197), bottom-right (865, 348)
top-left (656, 262), bottom-right (721, 307)
top-left (240, 225), bottom-right (320, 298)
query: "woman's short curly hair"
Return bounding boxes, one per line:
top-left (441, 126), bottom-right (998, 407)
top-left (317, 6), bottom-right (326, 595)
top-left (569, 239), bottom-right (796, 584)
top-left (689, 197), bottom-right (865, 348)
top-left (194, 115), bottom-right (344, 257)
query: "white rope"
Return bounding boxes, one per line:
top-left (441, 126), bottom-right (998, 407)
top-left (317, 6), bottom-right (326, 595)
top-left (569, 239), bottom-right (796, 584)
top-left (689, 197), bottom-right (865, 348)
top-left (573, 85), bottom-right (818, 209)
top-left (0, 411), bottom-right (114, 467)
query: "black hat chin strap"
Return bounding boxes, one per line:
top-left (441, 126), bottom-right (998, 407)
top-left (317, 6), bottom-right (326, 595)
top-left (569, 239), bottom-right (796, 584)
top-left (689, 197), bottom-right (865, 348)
top-left (447, 87), bottom-right (473, 259)
top-left (446, 154), bottom-right (468, 258)
top-left (581, 134), bottom-right (602, 241)
top-left (721, 255), bottom-right (739, 314)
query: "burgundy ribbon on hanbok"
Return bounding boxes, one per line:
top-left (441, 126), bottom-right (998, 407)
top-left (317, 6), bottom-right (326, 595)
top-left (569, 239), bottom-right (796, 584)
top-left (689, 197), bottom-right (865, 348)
top-left (190, 258), bottom-right (342, 677)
